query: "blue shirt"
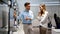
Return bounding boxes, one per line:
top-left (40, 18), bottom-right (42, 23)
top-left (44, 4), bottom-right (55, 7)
top-left (18, 10), bottom-right (34, 24)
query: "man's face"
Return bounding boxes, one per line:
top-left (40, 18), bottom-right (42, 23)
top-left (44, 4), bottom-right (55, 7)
top-left (25, 4), bottom-right (30, 10)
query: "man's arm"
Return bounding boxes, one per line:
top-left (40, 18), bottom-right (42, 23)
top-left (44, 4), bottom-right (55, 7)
top-left (25, 16), bottom-right (32, 20)
top-left (29, 11), bottom-right (34, 20)
top-left (25, 11), bottom-right (34, 20)
top-left (28, 11), bottom-right (34, 20)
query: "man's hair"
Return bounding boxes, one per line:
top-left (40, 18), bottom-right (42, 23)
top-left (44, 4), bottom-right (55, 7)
top-left (24, 2), bottom-right (30, 7)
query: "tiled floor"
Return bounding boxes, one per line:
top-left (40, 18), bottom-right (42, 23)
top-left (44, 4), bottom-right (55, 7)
top-left (13, 23), bottom-right (25, 34)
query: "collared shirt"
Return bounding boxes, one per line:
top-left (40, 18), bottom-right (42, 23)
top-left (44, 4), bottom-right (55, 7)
top-left (17, 10), bottom-right (34, 24)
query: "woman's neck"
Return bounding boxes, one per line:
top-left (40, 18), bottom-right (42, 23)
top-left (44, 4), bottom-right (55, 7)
top-left (39, 10), bottom-right (46, 16)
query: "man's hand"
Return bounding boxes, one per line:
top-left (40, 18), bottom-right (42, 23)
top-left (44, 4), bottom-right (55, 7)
top-left (25, 16), bottom-right (31, 20)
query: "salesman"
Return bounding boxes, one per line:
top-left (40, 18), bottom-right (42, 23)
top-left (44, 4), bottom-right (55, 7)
top-left (18, 2), bottom-right (34, 34)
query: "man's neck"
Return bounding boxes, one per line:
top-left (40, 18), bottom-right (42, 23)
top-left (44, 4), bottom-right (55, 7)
top-left (25, 9), bottom-right (29, 12)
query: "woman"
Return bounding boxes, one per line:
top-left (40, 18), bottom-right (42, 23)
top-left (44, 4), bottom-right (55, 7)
top-left (37, 4), bottom-right (49, 34)
top-left (37, 4), bottom-right (48, 24)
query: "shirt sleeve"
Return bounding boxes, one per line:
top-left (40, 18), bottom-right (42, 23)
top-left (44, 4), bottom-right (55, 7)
top-left (30, 11), bottom-right (34, 19)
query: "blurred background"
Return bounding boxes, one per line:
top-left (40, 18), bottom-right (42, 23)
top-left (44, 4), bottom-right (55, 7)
top-left (0, 0), bottom-right (60, 34)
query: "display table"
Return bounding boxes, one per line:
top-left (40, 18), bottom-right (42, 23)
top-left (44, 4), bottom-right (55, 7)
top-left (52, 29), bottom-right (60, 34)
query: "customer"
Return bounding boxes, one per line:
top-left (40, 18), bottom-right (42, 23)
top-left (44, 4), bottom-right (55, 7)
top-left (37, 4), bottom-right (48, 24)
top-left (37, 4), bottom-right (49, 34)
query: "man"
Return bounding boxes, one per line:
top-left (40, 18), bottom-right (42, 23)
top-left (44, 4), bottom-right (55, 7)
top-left (18, 2), bottom-right (34, 34)
top-left (13, 9), bottom-right (17, 26)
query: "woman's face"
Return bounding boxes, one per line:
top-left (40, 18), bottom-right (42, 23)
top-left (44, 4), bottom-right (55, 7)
top-left (40, 6), bottom-right (43, 11)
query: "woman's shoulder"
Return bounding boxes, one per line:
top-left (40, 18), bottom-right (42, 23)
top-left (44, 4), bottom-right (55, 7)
top-left (45, 11), bottom-right (48, 15)
top-left (45, 11), bottom-right (48, 13)
top-left (44, 11), bottom-right (49, 16)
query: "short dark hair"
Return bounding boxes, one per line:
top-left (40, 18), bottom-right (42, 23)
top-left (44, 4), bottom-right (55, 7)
top-left (24, 2), bottom-right (30, 7)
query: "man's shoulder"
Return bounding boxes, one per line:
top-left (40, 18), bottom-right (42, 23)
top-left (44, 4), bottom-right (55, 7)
top-left (29, 10), bottom-right (33, 13)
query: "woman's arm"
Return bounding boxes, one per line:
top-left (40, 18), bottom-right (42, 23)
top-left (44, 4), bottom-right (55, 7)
top-left (40, 12), bottom-right (48, 23)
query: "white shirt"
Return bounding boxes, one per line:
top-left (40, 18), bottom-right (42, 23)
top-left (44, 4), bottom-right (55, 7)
top-left (37, 11), bottom-right (49, 26)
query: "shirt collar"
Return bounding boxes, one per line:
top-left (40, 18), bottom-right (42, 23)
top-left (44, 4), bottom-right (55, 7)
top-left (25, 9), bottom-right (29, 12)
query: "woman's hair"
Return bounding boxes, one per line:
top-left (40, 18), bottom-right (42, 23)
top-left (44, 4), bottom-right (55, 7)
top-left (40, 4), bottom-right (46, 10)
top-left (38, 4), bottom-right (46, 16)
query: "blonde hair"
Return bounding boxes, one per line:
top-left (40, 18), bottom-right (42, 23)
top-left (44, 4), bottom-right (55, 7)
top-left (38, 4), bottom-right (46, 16)
top-left (40, 4), bottom-right (46, 10)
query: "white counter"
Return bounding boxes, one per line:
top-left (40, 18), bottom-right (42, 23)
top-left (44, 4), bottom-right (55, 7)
top-left (52, 29), bottom-right (60, 34)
